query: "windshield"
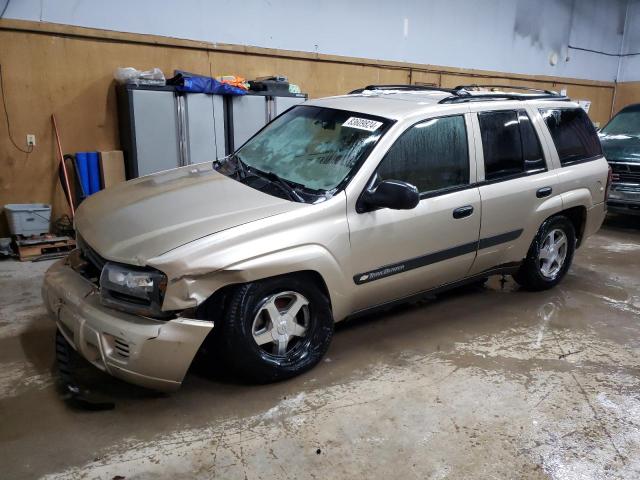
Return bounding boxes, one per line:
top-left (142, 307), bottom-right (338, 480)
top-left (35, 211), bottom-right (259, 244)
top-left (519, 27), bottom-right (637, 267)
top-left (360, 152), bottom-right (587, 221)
top-left (601, 106), bottom-right (640, 136)
top-left (235, 105), bottom-right (391, 192)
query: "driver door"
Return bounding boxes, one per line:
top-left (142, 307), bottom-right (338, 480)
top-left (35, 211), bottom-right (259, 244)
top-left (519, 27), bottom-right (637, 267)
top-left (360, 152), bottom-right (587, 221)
top-left (346, 113), bottom-right (481, 312)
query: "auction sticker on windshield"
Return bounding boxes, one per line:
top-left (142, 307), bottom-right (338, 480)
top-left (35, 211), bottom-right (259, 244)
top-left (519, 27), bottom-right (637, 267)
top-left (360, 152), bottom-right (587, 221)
top-left (343, 117), bottom-right (383, 132)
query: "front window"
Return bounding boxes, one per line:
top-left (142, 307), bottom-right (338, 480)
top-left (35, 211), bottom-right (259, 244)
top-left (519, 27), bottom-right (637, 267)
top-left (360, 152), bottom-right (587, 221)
top-left (217, 105), bottom-right (391, 202)
top-left (601, 106), bottom-right (640, 136)
top-left (374, 115), bottom-right (470, 194)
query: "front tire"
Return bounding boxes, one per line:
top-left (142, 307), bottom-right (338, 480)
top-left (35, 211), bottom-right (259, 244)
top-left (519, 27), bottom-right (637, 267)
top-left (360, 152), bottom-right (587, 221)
top-left (513, 215), bottom-right (576, 291)
top-left (221, 275), bottom-right (333, 382)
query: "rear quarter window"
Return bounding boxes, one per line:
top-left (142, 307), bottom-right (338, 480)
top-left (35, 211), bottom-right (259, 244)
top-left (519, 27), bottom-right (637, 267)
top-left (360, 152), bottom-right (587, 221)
top-left (539, 108), bottom-right (602, 166)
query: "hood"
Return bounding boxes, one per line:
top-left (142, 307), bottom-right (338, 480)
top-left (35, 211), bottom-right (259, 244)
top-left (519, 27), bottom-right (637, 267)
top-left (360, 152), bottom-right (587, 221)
top-left (75, 164), bottom-right (304, 264)
top-left (599, 132), bottom-right (640, 163)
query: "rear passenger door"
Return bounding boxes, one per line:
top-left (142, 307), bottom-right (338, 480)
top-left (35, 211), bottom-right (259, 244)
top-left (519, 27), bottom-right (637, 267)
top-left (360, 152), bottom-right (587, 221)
top-left (538, 107), bottom-right (607, 206)
top-left (468, 107), bottom-right (562, 275)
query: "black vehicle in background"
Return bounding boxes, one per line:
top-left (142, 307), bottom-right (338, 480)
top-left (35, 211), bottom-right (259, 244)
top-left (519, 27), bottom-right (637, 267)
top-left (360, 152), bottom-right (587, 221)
top-left (599, 104), bottom-right (640, 215)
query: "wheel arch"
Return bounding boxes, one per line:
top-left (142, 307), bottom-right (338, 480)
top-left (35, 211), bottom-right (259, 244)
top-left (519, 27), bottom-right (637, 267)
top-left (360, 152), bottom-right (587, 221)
top-left (557, 205), bottom-right (587, 247)
top-left (180, 245), bottom-right (351, 322)
top-left (558, 188), bottom-right (595, 248)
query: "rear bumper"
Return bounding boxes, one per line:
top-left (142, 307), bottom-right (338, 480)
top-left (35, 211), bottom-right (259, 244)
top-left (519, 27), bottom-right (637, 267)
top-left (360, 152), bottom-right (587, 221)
top-left (607, 183), bottom-right (640, 215)
top-left (42, 259), bottom-right (214, 391)
top-left (583, 201), bottom-right (607, 240)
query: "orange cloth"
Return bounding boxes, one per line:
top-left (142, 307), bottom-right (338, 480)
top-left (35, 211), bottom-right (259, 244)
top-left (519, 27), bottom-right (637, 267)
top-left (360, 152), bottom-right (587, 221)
top-left (218, 76), bottom-right (248, 90)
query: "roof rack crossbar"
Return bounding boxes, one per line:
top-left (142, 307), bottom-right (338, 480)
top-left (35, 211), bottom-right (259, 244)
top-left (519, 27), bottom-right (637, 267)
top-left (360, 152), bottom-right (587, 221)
top-left (438, 93), bottom-right (570, 104)
top-left (348, 84), bottom-right (460, 95)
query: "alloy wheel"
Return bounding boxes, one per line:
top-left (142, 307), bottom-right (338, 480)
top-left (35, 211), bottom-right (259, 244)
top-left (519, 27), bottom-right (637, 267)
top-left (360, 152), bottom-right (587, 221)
top-left (251, 291), bottom-right (311, 356)
top-left (538, 228), bottom-right (568, 279)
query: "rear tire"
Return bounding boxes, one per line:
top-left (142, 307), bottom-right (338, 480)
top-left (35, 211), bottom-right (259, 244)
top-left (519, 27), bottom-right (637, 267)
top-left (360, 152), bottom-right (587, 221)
top-left (513, 215), bottom-right (576, 291)
top-left (221, 275), bottom-right (333, 382)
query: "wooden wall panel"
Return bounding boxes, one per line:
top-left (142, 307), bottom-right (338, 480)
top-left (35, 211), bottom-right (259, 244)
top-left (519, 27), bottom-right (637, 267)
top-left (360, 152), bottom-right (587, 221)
top-left (0, 30), bottom-right (210, 234)
top-left (613, 81), bottom-right (640, 115)
top-left (410, 71), bottom-right (441, 86)
top-left (211, 52), bottom-right (409, 98)
top-left (0, 20), bottom-right (624, 235)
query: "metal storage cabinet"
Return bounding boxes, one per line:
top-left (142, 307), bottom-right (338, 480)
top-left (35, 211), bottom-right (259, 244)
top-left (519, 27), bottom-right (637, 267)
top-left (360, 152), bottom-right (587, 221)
top-left (117, 85), bottom-right (226, 178)
top-left (229, 93), bottom-right (306, 151)
top-left (119, 86), bottom-right (181, 178)
top-left (118, 85), bottom-right (307, 178)
top-left (230, 95), bottom-right (269, 150)
top-left (274, 95), bottom-right (305, 116)
top-left (183, 93), bottom-right (226, 164)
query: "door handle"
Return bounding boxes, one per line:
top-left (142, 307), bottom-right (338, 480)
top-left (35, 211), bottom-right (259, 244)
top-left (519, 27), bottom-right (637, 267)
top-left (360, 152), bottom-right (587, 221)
top-left (453, 205), bottom-right (474, 219)
top-left (536, 187), bottom-right (553, 198)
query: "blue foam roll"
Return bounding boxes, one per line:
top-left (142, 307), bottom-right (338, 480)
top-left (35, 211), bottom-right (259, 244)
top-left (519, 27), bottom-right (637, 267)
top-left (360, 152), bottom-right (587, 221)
top-left (75, 152), bottom-right (90, 198)
top-left (87, 151), bottom-right (100, 194)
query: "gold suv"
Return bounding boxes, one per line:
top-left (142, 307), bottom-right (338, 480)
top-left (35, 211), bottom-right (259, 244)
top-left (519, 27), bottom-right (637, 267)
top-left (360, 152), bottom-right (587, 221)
top-left (43, 85), bottom-right (610, 391)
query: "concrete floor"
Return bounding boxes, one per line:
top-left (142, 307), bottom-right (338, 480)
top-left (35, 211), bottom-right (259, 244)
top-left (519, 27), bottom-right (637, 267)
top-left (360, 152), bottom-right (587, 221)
top-left (1, 216), bottom-right (639, 480)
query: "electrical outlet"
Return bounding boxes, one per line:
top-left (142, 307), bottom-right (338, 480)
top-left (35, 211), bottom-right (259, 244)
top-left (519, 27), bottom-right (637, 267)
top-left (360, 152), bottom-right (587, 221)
top-left (26, 134), bottom-right (36, 147)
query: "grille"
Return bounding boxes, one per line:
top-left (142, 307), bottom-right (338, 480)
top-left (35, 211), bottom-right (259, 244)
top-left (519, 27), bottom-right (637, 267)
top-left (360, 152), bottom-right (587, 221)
top-left (79, 238), bottom-right (106, 272)
top-left (610, 162), bottom-right (640, 184)
top-left (76, 236), bottom-right (106, 284)
top-left (113, 337), bottom-right (130, 358)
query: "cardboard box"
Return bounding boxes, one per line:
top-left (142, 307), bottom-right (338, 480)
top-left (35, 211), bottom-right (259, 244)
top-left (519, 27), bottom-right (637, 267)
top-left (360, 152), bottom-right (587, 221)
top-left (99, 151), bottom-right (126, 189)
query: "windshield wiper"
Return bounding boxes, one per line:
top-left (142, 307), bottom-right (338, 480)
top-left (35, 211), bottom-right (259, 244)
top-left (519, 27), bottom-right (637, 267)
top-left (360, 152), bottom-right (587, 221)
top-left (229, 153), bottom-right (248, 178)
top-left (212, 153), bottom-right (248, 179)
top-left (216, 153), bottom-right (305, 202)
top-left (261, 171), bottom-right (305, 202)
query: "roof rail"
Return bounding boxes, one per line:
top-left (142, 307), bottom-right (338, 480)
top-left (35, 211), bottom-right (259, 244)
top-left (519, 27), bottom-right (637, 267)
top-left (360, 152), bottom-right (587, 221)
top-left (347, 83), bottom-right (569, 104)
top-left (348, 84), bottom-right (460, 95)
top-left (454, 84), bottom-right (560, 95)
top-left (438, 92), bottom-right (569, 104)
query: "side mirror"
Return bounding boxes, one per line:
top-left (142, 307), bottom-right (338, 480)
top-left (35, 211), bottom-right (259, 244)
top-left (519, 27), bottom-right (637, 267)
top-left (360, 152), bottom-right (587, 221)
top-left (359, 179), bottom-right (420, 212)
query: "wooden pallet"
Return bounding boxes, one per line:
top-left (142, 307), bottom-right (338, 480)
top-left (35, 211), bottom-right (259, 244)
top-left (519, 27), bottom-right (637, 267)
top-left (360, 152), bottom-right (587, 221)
top-left (16, 236), bottom-right (76, 261)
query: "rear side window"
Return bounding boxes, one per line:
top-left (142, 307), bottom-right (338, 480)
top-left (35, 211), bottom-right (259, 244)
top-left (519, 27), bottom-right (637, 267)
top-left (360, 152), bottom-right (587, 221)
top-left (478, 110), bottom-right (545, 181)
top-left (519, 112), bottom-right (546, 172)
top-left (539, 108), bottom-right (602, 165)
top-left (376, 115), bottom-right (469, 194)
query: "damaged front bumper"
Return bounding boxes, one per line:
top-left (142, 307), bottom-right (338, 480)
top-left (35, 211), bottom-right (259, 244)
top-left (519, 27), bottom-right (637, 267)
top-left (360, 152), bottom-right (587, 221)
top-left (42, 259), bottom-right (214, 391)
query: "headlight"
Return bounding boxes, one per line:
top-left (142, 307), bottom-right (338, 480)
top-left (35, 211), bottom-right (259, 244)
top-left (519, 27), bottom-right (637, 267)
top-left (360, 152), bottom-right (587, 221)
top-left (99, 262), bottom-right (168, 317)
top-left (104, 265), bottom-right (154, 293)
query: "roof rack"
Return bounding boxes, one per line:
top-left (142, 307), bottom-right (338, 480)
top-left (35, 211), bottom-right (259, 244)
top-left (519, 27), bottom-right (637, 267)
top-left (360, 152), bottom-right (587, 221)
top-left (454, 84), bottom-right (559, 95)
top-left (438, 92), bottom-right (569, 104)
top-left (348, 84), bottom-right (459, 95)
top-left (347, 83), bottom-right (569, 104)
top-left (437, 84), bottom-right (568, 103)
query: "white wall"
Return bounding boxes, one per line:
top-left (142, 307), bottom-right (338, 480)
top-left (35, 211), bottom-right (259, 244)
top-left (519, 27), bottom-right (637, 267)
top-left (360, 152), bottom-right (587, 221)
top-left (619, 0), bottom-right (640, 82)
top-left (1, 0), bottom-right (631, 82)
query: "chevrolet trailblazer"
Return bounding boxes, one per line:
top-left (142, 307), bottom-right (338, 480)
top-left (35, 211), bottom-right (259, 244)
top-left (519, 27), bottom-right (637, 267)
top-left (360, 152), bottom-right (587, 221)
top-left (43, 85), bottom-right (609, 391)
